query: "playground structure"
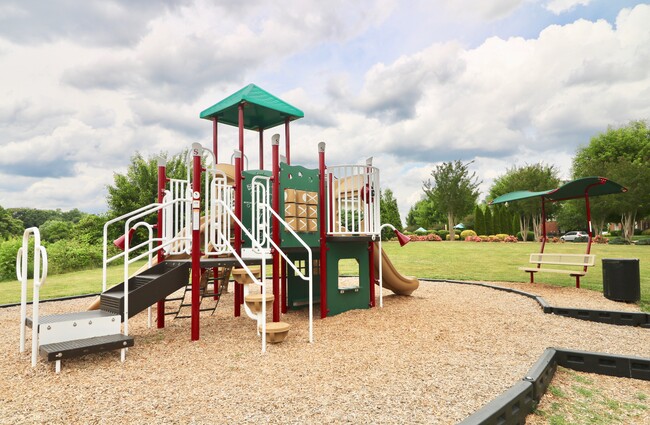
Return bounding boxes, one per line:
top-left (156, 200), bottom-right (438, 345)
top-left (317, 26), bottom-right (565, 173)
top-left (491, 177), bottom-right (628, 288)
top-left (17, 84), bottom-right (419, 372)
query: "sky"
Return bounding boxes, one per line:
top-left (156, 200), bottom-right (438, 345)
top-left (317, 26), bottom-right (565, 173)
top-left (1, 0), bottom-right (649, 222)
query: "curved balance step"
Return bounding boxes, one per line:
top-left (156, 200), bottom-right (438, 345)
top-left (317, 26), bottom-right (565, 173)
top-left (259, 321), bottom-right (291, 344)
top-left (232, 266), bottom-right (261, 285)
top-left (244, 293), bottom-right (274, 314)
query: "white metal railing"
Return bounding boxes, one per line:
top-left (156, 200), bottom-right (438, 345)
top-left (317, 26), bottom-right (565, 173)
top-left (251, 176), bottom-right (271, 253)
top-left (250, 179), bottom-right (313, 344)
top-left (213, 199), bottom-right (269, 353)
top-left (17, 227), bottom-right (48, 367)
top-left (327, 164), bottom-right (380, 236)
top-left (164, 178), bottom-right (192, 255)
top-left (205, 171), bottom-right (233, 256)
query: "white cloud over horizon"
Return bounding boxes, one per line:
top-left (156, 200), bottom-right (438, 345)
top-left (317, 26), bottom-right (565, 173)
top-left (0, 0), bottom-right (648, 222)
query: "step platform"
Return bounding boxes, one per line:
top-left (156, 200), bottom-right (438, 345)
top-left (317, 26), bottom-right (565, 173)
top-left (25, 310), bottom-right (121, 345)
top-left (39, 334), bottom-right (134, 362)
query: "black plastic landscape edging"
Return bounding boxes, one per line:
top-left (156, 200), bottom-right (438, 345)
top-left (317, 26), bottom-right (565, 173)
top-left (459, 348), bottom-right (650, 425)
top-left (0, 292), bottom-right (101, 309)
top-left (421, 279), bottom-right (650, 327)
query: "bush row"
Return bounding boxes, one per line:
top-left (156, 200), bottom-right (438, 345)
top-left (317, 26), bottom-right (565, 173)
top-left (0, 238), bottom-right (112, 282)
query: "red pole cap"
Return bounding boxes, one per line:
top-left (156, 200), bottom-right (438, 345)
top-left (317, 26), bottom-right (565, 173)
top-left (394, 229), bottom-right (410, 247)
top-left (113, 227), bottom-right (136, 251)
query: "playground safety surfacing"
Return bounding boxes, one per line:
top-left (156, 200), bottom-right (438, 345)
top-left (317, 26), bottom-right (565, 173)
top-left (2, 280), bottom-right (648, 424)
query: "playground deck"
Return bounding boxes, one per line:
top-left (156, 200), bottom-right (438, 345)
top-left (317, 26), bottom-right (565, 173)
top-left (2, 281), bottom-right (648, 424)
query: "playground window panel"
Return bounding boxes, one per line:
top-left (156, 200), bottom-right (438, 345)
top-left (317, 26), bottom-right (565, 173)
top-left (337, 259), bottom-right (360, 291)
top-left (292, 259), bottom-right (319, 276)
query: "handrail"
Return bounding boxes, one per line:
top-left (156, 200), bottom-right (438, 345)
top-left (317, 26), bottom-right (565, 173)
top-left (205, 169), bottom-right (232, 256)
top-left (214, 199), bottom-right (268, 353)
top-left (251, 175), bottom-right (271, 253)
top-left (257, 200), bottom-right (314, 344)
top-left (17, 227), bottom-right (48, 367)
top-left (326, 164), bottom-right (380, 236)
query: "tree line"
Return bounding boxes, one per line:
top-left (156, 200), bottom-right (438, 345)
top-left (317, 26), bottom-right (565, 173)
top-left (401, 120), bottom-right (650, 242)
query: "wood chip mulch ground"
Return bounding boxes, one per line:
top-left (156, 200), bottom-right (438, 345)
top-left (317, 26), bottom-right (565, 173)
top-left (1, 280), bottom-right (648, 424)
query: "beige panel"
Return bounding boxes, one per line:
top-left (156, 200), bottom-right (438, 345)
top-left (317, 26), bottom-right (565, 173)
top-left (284, 203), bottom-right (297, 217)
top-left (284, 189), bottom-right (296, 203)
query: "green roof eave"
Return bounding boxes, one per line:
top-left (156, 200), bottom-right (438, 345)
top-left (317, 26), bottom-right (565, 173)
top-left (199, 84), bottom-right (304, 130)
top-left (490, 177), bottom-right (627, 205)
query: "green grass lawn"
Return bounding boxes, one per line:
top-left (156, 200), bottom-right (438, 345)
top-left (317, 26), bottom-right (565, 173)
top-left (0, 260), bottom-right (147, 305)
top-left (1, 242), bottom-right (648, 312)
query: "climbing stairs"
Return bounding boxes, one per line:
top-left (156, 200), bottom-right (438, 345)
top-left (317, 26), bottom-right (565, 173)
top-left (25, 260), bottom-right (189, 372)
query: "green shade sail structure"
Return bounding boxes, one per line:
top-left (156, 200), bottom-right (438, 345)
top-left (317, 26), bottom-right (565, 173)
top-left (490, 177), bottom-right (627, 205)
top-left (200, 84), bottom-right (304, 130)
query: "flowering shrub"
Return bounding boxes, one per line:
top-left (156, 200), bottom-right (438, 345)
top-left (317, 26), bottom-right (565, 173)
top-left (409, 234), bottom-right (442, 242)
top-left (465, 235), bottom-right (481, 242)
top-left (504, 235), bottom-right (518, 243)
top-left (427, 233), bottom-right (443, 241)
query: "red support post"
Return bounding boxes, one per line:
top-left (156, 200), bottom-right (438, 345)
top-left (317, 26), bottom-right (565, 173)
top-left (539, 197), bottom-right (547, 261)
top-left (284, 118), bottom-right (291, 165)
top-left (191, 144), bottom-right (202, 341)
top-left (238, 103), bottom-right (245, 165)
top-left (212, 118), bottom-right (218, 163)
top-left (318, 142), bottom-right (328, 318)
top-left (271, 135), bottom-right (281, 322)
top-left (368, 242), bottom-right (376, 307)
top-left (280, 258), bottom-right (287, 314)
top-left (259, 129), bottom-right (264, 170)
top-left (234, 151), bottom-right (242, 317)
top-left (156, 159), bottom-right (167, 328)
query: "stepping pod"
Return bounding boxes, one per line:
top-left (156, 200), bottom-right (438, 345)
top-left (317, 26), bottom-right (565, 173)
top-left (259, 321), bottom-right (291, 344)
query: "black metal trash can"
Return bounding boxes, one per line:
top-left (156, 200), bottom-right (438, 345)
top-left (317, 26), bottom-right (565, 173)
top-left (602, 258), bottom-right (640, 302)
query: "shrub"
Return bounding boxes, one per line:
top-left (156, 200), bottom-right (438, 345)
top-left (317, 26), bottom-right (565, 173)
top-left (609, 238), bottom-right (631, 245)
top-left (642, 229), bottom-right (650, 236)
top-left (445, 234), bottom-right (460, 240)
top-left (609, 230), bottom-right (621, 237)
top-left (494, 234), bottom-right (508, 241)
top-left (636, 238), bottom-right (650, 245)
top-left (414, 229), bottom-right (429, 236)
top-left (45, 240), bottom-right (103, 275)
top-left (479, 235), bottom-right (489, 242)
top-left (460, 229), bottom-right (477, 239)
top-left (516, 231), bottom-right (535, 241)
top-left (437, 230), bottom-right (449, 240)
top-left (573, 235), bottom-right (589, 243)
top-left (0, 238), bottom-right (25, 281)
top-left (488, 235), bottom-right (500, 242)
top-left (504, 235), bottom-right (518, 243)
top-left (426, 233), bottom-right (442, 241)
top-left (550, 237), bottom-right (560, 243)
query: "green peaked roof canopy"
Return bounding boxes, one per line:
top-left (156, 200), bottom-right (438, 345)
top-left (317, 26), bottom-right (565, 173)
top-left (200, 84), bottom-right (304, 130)
top-left (490, 177), bottom-right (627, 205)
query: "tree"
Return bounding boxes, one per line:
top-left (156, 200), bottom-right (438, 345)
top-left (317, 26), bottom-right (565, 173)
top-left (489, 164), bottom-right (560, 241)
top-left (107, 151), bottom-right (188, 219)
top-left (406, 198), bottom-right (444, 230)
top-left (573, 120), bottom-right (650, 241)
top-left (484, 206), bottom-right (493, 235)
top-left (474, 205), bottom-right (485, 235)
top-left (40, 220), bottom-right (74, 243)
top-left (423, 160), bottom-right (481, 241)
top-left (0, 205), bottom-right (23, 240)
top-left (72, 214), bottom-right (108, 245)
top-left (379, 189), bottom-right (403, 240)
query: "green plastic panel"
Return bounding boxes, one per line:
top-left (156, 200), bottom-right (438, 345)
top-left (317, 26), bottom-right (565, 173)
top-left (279, 162), bottom-right (321, 248)
top-left (325, 241), bottom-right (370, 316)
top-left (285, 252), bottom-right (321, 310)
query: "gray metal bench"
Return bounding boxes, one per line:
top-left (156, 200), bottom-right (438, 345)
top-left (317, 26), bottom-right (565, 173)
top-left (519, 253), bottom-right (595, 288)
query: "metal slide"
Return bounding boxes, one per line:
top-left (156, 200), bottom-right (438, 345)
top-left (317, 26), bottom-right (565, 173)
top-left (372, 243), bottom-right (419, 296)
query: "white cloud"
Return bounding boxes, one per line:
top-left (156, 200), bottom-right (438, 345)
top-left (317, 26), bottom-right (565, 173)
top-left (544, 0), bottom-right (591, 15)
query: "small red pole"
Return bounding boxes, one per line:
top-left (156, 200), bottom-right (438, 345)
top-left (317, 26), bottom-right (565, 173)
top-left (318, 142), bottom-right (328, 318)
top-left (259, 129), bottom-right (264, 170)
top-left (191, 144), bottom-right (202, 341)
top-left (271, 135), bottom-right (281, 322)
top-left (280, 258), bottom-right (287, 314)
top-left (212, 118), bottom-right (218, 163)
top-left (539, 198), bottom-right (547, 261)
top-left (156, 159), bottom-right (167, 328)
top-left (285, 118), bottom-right (291, 165)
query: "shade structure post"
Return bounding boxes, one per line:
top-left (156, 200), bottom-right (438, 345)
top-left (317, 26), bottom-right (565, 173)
top-left (212, 118), bottom-right (218, 163)
top-left (285, 118), bottom-right (291, 165)
top-left (539, 197), bottom-right (547, 260)
top-left (259, 129), bottom-right (264, 170)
